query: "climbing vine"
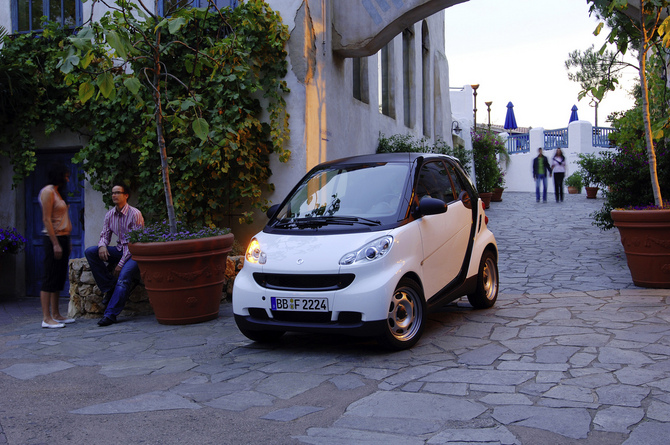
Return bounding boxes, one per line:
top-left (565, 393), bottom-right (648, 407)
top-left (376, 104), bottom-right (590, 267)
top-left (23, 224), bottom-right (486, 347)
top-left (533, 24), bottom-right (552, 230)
top-left (0, 0), bottom-right (290, 228)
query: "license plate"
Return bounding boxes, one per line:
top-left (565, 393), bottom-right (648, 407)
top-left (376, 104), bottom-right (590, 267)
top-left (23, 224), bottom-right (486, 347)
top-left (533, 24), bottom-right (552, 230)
top-left (271, 297), bottom-right (329, 311)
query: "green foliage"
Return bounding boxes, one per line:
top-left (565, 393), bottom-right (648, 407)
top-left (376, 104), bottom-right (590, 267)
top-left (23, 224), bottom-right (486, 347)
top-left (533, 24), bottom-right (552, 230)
top-left (591, 107), bottom-right (670, 229)
top-left (471, 130), bottom-right (505, 193)
top-left (565, 171), bottom-right (583, 191)
top-left (0, 1), bottom-right (290, 230)
top-left (0, 23), bottom-right (81, 185)
top-left (377, 133), bottom-right (473, 174)
top-left (576, 153), bottom-right (607, 187)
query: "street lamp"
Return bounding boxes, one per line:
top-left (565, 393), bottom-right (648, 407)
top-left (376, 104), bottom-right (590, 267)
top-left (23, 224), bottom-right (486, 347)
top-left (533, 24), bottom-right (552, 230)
top-left (471, 84), bottom-right (479, 133)
top-left (485, 101), bottom-right (492, 132)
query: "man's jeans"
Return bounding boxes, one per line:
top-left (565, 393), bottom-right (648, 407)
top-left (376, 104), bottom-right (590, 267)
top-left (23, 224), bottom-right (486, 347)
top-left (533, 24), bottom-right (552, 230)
top-left (85, 246), bottom-right (139, 319)
top-left (535, 174), bottom-right (548, 202)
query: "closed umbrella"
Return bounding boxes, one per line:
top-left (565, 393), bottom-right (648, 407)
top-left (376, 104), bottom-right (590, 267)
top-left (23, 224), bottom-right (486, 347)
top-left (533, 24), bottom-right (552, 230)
top-left (569, 105), bottom-right (579, 123)
top-left (504, 102), bottom-right (517, 131)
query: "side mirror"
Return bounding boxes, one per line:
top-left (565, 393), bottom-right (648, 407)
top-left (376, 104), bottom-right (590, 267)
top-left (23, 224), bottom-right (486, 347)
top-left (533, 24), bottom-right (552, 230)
top-left (266, 204), bottom-right (280, 219)
top-left (415, 196), bottom-right (447, 217)
top-left (458, 191), bottom-right (472, 210)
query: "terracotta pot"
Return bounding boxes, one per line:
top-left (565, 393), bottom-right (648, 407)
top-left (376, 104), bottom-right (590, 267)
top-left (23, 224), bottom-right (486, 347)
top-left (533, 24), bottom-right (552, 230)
top-left (491, 187), bottom-right (504, 202)
top-left (585, 186), bottom-right (599, 199)
top-left (611, 209), bottom-right (670, 289)
top-left (129, 233), bottom-right (234, 324)
top-left (479, 192), bottom-right (492, 209)
top-left (567, 186), bottom-right (580, 194)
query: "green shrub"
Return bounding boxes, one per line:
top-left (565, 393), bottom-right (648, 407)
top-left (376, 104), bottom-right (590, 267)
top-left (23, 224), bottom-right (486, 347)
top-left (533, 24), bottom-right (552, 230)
top-left (377, 133), bottom-right (473, 174)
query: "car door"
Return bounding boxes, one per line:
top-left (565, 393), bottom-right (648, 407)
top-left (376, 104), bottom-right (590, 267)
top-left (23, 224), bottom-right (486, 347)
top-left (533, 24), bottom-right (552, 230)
top-left (416, 160), bottom-right (472, 299)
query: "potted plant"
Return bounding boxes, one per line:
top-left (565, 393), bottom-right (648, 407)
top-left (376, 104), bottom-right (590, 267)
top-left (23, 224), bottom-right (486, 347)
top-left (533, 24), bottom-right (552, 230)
top-left (58, 1), bottom-right (290, 321)
top-left (576, 153), bottom-right (605, 199)
top-left (565, 171), bottom-right (583, 194)
top-left (472, 129), bottom-right (505, 208)
top-left (491, 170), bottom-right (505, 202)
top-left (587, 1), bottom-right (669, 288)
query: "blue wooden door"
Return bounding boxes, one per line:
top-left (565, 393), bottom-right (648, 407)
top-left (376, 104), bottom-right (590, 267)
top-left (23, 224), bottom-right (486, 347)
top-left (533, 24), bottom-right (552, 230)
top-left (25, 152), bottom-right (85, 296)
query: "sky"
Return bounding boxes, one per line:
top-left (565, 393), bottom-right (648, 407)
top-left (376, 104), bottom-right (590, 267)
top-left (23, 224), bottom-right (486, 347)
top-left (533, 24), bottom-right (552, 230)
top-left (444, 0), bottom-right (638, 130)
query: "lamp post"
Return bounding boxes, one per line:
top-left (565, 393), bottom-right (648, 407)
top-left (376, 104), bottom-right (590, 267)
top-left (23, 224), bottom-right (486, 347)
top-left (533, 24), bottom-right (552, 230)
top-left (471, 84), bottom-right (479, 133)
top-left (485, 101), bottom-right (492, 132)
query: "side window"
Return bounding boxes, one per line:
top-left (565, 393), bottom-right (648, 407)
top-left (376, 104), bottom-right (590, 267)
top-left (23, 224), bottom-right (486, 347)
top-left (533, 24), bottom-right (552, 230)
top-left (443, 163), bottom-right (463, 203)
top-left (417, 161), bottom-right (453, 203)
top-left (13, 0), bottom-right (82, 33)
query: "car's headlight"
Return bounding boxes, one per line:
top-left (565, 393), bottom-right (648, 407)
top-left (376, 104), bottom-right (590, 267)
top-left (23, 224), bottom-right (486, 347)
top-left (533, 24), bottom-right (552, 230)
top-left (245, 238), bottom-right (267, 264)
top-left (339, 235), bottom-right (394, 265)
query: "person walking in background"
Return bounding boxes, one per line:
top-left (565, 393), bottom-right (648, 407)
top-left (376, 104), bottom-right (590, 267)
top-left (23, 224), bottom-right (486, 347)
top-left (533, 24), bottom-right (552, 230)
top-left (551, 148), bottom-right (567, 203)
top-left (532, 148), bottom-right (552, 203)
top-left (85, 182), bottom-right (144, 327)
top-left (39, 164), bottom-right (76, 328)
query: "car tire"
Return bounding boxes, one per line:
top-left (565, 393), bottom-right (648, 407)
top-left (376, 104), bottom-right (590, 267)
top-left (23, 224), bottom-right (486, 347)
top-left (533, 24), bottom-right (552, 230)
top-left (378, 278), bottom-right (426, 350)
top-left (467, 249), bottom-right (499, 309)
top-left (239, 327), bottom-right (285, 343)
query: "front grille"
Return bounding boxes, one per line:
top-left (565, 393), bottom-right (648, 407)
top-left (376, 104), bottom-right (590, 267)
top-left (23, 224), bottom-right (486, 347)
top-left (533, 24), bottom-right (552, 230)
top-left (271, 311), bottom-right (333, 323)
top-left (253, 273), bottom-right (355, 291)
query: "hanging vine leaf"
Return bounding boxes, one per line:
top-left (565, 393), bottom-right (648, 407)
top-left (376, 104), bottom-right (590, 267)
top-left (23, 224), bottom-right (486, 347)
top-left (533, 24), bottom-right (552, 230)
top-left (192, 118), bottom-right (209, 141)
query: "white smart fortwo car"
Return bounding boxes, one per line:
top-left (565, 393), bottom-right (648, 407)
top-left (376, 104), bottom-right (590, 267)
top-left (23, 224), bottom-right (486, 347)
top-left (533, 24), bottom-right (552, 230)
top-left (233, 153), bottom-right (498, 350)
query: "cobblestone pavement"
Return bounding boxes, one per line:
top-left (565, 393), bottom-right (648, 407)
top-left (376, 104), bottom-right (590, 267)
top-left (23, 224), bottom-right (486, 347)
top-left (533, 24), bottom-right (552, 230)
top-left (2, 192), bottom-right (670, 444)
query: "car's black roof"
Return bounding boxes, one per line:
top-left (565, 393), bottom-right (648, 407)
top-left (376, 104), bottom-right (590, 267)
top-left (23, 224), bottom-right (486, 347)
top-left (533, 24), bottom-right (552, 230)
top-left (317, 152), bottom-right (459, 168)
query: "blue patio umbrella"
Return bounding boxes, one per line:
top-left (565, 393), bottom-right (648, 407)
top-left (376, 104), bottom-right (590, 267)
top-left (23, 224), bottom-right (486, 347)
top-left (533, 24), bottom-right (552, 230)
top-left (569, 105), bottom-right (579, 123)
top-left (504, 102), bottom-right (517, 131)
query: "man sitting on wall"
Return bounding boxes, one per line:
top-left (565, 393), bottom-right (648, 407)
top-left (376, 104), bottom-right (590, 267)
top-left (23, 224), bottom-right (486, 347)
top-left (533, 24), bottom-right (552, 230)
top-left (85, 181), bottom-right (144, 327)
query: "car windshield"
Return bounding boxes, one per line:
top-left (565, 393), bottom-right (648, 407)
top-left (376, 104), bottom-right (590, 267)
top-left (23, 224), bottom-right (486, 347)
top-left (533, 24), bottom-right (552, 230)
top-left (271, 162), bottom-right (410, 229)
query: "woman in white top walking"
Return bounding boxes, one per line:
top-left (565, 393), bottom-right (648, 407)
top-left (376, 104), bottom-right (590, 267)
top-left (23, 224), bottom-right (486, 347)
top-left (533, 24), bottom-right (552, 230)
top-left (551, 148), bottom-right (567, 203)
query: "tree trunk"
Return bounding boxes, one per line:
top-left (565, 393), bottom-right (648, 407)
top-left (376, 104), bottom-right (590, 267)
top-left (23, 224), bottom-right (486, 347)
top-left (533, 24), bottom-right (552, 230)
top-left (638, 1), bottom-right (663, 207)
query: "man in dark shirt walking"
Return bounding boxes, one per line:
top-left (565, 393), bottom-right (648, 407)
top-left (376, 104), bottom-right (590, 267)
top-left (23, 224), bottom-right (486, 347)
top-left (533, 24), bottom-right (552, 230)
top-left (532, 148), bottom-right (552, 203)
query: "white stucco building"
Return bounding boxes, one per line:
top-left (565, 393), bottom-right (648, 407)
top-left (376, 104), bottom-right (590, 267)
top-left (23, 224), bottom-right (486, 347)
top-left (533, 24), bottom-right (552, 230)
top-left (0, 0), bottom-right (465, 297)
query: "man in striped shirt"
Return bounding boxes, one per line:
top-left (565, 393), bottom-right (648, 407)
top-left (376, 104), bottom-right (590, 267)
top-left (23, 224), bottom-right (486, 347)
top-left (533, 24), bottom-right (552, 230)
top-left (85, 182), bottom-right (144, 327)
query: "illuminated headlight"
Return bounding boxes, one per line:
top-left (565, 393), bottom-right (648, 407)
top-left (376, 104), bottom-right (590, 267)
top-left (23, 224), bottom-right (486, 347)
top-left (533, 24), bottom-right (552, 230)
top-left (245, 238), bottom-right (267, 264)
top-left (339, 235), bottom-right (393, 265)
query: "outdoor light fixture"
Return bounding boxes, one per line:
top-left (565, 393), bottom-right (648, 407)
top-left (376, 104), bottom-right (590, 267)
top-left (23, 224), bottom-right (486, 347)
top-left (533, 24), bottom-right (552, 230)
top-left (485, 101), bottom-right (493, 132)
top-left (471, 84), bottom-right (479, 132)
top-left (452, 120), bottom-right (462, 135)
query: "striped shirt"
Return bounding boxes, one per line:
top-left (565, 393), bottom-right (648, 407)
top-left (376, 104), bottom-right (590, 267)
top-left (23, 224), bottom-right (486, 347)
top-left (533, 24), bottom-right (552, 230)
top-left (97, 204), bottom-right (144, 269)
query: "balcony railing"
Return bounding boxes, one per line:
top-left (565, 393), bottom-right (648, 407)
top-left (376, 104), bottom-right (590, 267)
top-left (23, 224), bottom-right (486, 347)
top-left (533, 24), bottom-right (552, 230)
top-left (507, 134), bottom-right (530, 154)
top-left (544, 128), bottom-right (568, 149)
top-left (593, 127), bottom-right (615, 147)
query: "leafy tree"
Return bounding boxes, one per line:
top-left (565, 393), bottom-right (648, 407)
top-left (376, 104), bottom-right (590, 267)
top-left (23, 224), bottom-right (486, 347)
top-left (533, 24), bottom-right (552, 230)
top-left (59, 0), bottom-right (290, 231)
top-left (564, 44), bottom-right (632, 126)
top-left (588, 0), bottom-right (666, 207)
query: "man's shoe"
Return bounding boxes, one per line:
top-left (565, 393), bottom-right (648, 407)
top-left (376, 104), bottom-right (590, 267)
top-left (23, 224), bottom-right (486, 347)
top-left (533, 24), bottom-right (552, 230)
top-left (97, 316), bottom-right (115, 327)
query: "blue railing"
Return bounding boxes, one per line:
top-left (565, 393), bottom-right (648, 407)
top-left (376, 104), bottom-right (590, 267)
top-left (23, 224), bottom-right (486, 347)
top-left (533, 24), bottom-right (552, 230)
top-left (593, 127), bottom-right (615, 147)
top-left (544, 128), bottom-right (568, 149)
top-left (507, 134), bottom-right (530, 154)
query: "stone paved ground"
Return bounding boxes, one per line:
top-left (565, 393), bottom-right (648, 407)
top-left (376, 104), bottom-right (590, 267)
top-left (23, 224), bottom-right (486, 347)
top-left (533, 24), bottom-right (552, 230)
top-left (1, 192), bottom-right (670, 444)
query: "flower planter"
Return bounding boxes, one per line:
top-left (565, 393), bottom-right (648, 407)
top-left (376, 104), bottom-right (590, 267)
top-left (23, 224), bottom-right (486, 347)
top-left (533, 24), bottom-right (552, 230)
top-left (479, 192), bottom-right (493, 209)
top-left (129, 233), bottom-right (234, 324)
top-left (491, 187), bottom-right (504, 202)
top-left (611, 209), bottom-right (670, 289)
top-left (585, 186), bottom-right (599, 199)
top-left (567, 186), bottom-right (580, 194)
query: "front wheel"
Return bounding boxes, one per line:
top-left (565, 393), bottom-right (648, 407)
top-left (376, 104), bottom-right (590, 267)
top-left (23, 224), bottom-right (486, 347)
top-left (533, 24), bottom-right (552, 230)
top-left (467, 250), bottom-right (499, 309)
top-left (377, 278), bottom-right (426, 350)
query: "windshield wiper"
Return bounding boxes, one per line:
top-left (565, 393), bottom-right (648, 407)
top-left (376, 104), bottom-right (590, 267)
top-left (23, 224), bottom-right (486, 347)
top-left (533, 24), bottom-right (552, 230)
top-left (273, 216), bottom-right (381, 228)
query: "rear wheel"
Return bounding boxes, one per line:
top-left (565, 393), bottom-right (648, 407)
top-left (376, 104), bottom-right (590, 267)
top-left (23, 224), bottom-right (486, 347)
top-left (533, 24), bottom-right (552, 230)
top-left (378, 278), bottom-right (426, 350)
top-left (467, 250), bottom-right (499, 309)
top-left (238, 327), bottom-right (285, 343)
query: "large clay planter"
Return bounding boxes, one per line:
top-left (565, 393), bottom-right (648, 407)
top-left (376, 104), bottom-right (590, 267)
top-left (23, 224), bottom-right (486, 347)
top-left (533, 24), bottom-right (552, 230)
top-left (491, 187), bottom-right (504, 202)
top-left (129, 233), bottom-right (234, 324)
top-left (567, 186), bottom-right (580, 194)
top-left (585, 186), bottom-right (599, 199)
top-left (479, 192), bottom-right (493, 209)
top-left (611, 209), bottom-right (670, 288)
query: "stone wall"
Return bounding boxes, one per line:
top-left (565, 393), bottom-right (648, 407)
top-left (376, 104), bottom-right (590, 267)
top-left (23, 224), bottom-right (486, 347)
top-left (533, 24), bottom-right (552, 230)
top-left (68, 256), bottom-right (245, 319)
